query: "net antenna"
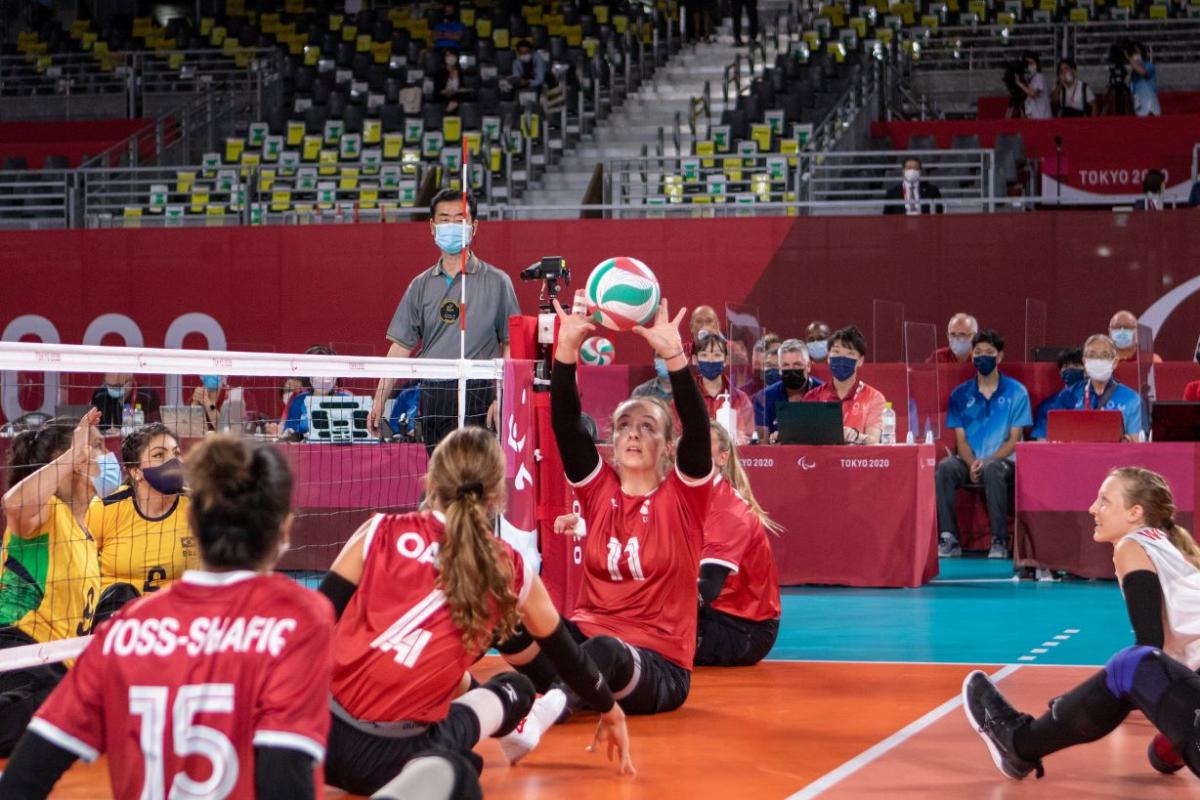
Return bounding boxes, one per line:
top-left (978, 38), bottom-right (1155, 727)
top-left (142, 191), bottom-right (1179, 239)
top-left (458, 138), bottom-right (470, 429)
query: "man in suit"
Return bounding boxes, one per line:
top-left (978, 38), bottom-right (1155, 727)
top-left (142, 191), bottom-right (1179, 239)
top-left (884, 157), bottom-right (943, 215)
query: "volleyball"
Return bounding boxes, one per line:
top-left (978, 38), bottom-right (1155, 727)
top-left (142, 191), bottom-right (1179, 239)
top-left (584, 257), bottom-right (661, 331)
top-left (580, 336), bottom-right (615, 366)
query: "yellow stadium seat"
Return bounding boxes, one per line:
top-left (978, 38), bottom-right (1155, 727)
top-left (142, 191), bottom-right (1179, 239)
top-left (302, 136), bottom-right (322, 161)
top-left (319, 149), bottom-right (339, 175)
top-left (339, 167), bottom-right (360, 190)
top-left (364, 119), bottom-right (382, 145)
top-left (270, 189), bottom-right (292, 212)
top-left (383, 133), bottom-right (404, 159)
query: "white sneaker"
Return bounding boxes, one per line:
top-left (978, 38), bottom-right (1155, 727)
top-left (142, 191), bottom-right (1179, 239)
top-left (497, 688), bottom-right (567, 765)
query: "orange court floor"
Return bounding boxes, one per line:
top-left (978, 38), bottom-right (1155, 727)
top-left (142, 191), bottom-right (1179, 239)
top-left (22, 658), bottom-right (1196, 800)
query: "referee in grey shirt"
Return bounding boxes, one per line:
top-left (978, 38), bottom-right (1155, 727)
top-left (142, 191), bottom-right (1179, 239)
top-left (368, 189), bottom-right (521, 451)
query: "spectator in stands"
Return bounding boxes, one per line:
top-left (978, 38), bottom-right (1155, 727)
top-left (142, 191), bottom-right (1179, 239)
top-left (754, 339), bottom-right (823, 441)
top-left (190, 374), bottom-right (226, 432)
top-left (805, 320), bottom-right (832, 363)
top-left (370, 189), bottom-right (521, 452)
top-left (1052, 58), bottom-right (1097, 117)
top-left (1135, 169), bottom-right (1166, 211)
top-left (434, 49), bottom-right (470, 113)
top-left (632, 356), bottom-right (674, 403)
top-left (884, 157), bottom-right (943, 215)
top-left (685, 0), bottom-right (715, 44)
top-left (432, 2), bottom-right (468, 51)
top-left (1030, 348), bottom-right (1085, 440)
top-left (1043, 334), bottom-right (1143, 440)
top-left (91, 373), bottom-right (161, 432)
top-left (1184, 338), bottom-right (1200, 401)
top-left (803, 325), bottom-right (886, 445)
top-left (741, 333), bottom-right (781, 397)
top-left (280, 345), bottom-right (350, 441)
top-left (1108, 309), bottom-right (1162, 363)
top-left (729, 0), bottom-right (759, 46)
top-left (694, 332), bottom-right (755, 445)
top-left (691, 305), bottom-right (721, 339)
top-left (936, 329), bottom-right (1032, 559)
top-left (930, 313), bottom-right (979, 363)
top-left (512, 39), bottom-right (547, 94)
top-left (1126, 41), bottom-right (1160, 117)
top-left (1016, 52), bottom-right (1051, 119)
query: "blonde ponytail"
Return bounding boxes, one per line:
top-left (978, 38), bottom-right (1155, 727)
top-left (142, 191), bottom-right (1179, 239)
top-left (713, 425), bottom-right (783, 535)
top-left (1166, 523), bottom-right (1200, 571)
top-left (427, 428), bottom-right (519, 651)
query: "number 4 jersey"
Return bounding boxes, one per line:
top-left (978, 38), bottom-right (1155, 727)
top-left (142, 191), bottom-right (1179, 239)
top-left (331, 511), bottom-right (532, 724)
top-left (30, 570), bottom-right (335, 800)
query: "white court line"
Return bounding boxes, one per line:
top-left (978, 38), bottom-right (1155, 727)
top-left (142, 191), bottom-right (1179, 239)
top-left (929, 577), bottom-right (1021, 584)
top-left (765, 657), bottom-right (1103, 668)
top-left (783, 663), bottom-right (1023, 800)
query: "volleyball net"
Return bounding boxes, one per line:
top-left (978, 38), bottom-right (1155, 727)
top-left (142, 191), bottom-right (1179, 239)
top-left (0, 340), bottom-right (512, 670)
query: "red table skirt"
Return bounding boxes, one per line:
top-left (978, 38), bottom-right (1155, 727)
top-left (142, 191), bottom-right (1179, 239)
top-left (1014, 442), bottom-right (1199, 579)
top-left (741, 444), bottom-right (939, 587)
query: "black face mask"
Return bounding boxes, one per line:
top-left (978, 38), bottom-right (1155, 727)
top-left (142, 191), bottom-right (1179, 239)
top-left (781, 369), bottom-right (808, 390)
top-left (140, 458), bottom-right (185, 495)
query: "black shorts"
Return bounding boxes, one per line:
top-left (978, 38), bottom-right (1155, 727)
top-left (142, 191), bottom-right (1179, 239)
top-left (694, 606), bottom-right (779, 667)
top-left (325, 703), bottom-right (483, 797)
top-left (0, 627), bottom-right (67, 757)
top-left (418, 379), bottom-right (494, 452)
top-left (563, 619), bottom-right (692, 715)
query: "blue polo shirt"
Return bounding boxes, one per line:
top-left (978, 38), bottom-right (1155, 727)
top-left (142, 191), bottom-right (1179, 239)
top-left (946, 374), bottom-right (1032, 461)
top-left (1032, 383), bottom-right (1079, 440)
top-left (753, 377), bottom-right (824, 433)
top-left (1059, 379), bottom-right (1142, 435)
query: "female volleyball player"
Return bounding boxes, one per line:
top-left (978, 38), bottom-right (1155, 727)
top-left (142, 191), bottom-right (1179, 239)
top-left (317, 426), bottom-right (634, 798)
top-left (86, 422), bottom-right (197, 623)
top-left (499, 297), bottom-right (713, 716)
top-left (0, 434), bottom-right (335, 798)
top-left (964, 466), bottom-right (1200, 779)
top-left (695, 424), bottom-right (782, 666)
top-left (0, 410), bottom-right (104, 756)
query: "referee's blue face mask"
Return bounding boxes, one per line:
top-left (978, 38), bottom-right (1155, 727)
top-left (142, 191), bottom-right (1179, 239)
top-left (434, 222), bottom-right (473, 255)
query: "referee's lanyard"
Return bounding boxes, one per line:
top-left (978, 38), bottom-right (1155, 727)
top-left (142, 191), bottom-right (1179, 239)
top-left (1084, 380), bottom-right (1117, 410)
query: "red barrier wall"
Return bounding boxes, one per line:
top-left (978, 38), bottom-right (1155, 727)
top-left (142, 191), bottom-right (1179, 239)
top-left (2, 212), bottom-right (1200, 419)
top-left (0, 119), bottom-right (150, 168)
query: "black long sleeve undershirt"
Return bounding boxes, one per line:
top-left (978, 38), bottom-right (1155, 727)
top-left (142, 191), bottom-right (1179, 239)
top-left (550, 360), bottom-right (711, 482)
top-left (255, 745), bottom-right (315, 798)
top-left (698, 563), bottom-right (732, 606)
top-left (0, 730), bottom-right (78, 799)
top-left (1120, 569), bottom-right (1165, 648)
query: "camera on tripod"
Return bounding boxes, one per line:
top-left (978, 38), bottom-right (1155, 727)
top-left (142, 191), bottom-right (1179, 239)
top-left (519, 256), bottom-right (570, 312)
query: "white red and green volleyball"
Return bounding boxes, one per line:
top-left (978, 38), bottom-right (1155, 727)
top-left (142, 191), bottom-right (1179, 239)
top-left (580, 336), bottom-right (615, 366)
top-left (584, 257), bottom-right (661, 331)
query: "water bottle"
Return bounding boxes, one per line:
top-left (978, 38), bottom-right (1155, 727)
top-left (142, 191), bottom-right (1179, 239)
top-left (715, 393), bottom-right (737, 441)
top-left (880, 402), bottom-right (896, 445)
top-left (121, 403), bottom-right (134, 436)
top-left (133, 403), bottom-right (145, 428)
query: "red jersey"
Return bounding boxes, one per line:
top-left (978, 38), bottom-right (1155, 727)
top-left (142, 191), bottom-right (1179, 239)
top-left (32, 571), bottom-right (334, 800)
top-left (570, 460), bottom-right (713, 669)
top-left (703, 477), bottom-right (781, 622)
top-left (331, 511), bottom-right (532, 723)
top-left (803, 380), bottom-right (887, 436)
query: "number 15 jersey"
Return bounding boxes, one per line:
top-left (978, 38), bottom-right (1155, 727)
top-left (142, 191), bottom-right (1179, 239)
top-left (31, 570), bottom-right (335, 800)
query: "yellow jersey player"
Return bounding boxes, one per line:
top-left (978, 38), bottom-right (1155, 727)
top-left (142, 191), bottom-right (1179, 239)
top-left (0, 410), bottom-right (107, 755)
top-left (86, 423), bottom-right (198, 623)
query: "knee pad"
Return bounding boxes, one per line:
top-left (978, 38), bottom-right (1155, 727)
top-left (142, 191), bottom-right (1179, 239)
top-left (581, 636), bottom-right (634, 692)
top-left (1104, 645), bottom-right (1160, 701)
top-left (93, 582), bottom-right (141, 628)
top-left (482, 672), bottom-right (535, 737)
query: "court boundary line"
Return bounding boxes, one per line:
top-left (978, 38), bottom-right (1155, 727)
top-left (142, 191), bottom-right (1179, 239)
top-left (782, 663), bottom-right (1023, 800)
top-left (762, 657), bottom-right (1102, 668)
